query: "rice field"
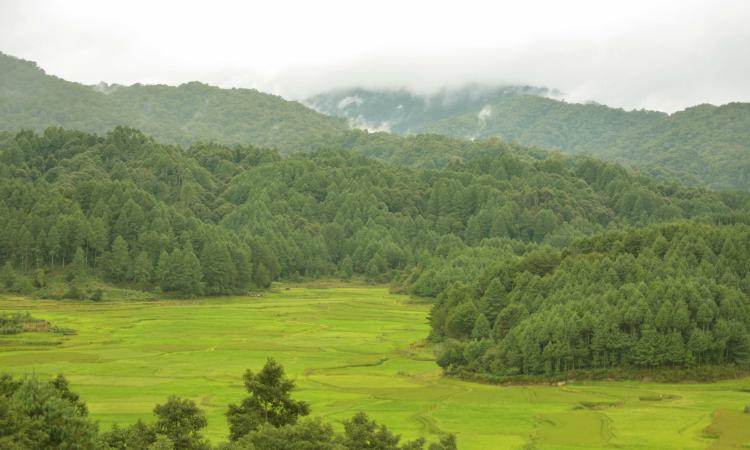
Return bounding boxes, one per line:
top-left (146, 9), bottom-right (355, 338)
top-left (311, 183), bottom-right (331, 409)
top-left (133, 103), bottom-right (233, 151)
top-left (1, 286), bottom-right (749, 449)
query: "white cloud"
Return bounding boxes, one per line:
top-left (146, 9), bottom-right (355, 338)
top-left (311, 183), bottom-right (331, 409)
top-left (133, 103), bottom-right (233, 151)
top-left (477, 105), bottom-right (493, 125)
top-left (1, 0), bottom-right (749, 111)
top-left (337, 96), bottom-right (364, 110)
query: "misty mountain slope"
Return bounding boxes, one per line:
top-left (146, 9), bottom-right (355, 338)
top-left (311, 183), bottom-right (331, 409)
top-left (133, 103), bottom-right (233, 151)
top-left (305, 84), bottom-right (549, 133)
top-left (3, 51), bottom-right (749, 192)
top-left (0, 52), bottom-right (125, 131)
top-left (311, 86), bottom-right (750, 191)
top-left (415, 95), bottom-right (750, 192)
top-left (0, 52), bottom-right (348, 153)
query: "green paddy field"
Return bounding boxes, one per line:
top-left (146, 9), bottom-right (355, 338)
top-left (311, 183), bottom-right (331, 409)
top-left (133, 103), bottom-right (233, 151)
top-left (1, 286), bottom-right (749, 449)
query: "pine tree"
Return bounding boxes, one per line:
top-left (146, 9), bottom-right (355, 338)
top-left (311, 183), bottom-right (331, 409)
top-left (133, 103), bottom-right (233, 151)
top-left (46, 226), bottom-right (61, 266)
top-left (339, 256), bottom-right (354, 279)
top-left (480, 279), bottom-right (508, 322)
top-left (227, 358), bottom-right (310, 441)
top-left (110, 236), bottom-right (130, 282)
top-left (113, 200), bottom-right (145, 242)
top-left (0, 261), bottom-right (16, 289)
top-left (131, 251), bottom-right (153, 286)
top-left (471, 313), bottom-right (492, 340)
top-left (71, 246), bottom-right (87, 281)
top-left (201, 240), bottom-right (235, 294)
top-left (164, 243), bottom-right (203, 296)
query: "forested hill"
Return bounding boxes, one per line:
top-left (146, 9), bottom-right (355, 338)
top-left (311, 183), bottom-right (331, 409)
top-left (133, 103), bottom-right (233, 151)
top-left (311, 88), bottom-right (750, 192)
top-left (5, 51), bottom-right (750, 192)
top-left (305, 84), bottom-right (550, 133)
top-left (2, 126), bottom-right (747, 300)
top-left (0, 52), bottom-right (348, 152)
top-left (0, 51), bottom-right (525, 166)
top-left (430, 222), bottom-right (750, 377)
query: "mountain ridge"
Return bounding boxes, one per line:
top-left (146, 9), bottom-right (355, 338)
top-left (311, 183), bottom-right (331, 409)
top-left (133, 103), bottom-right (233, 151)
top-left (310, 86), bottom-right (750, 191)
top-left (0, 51), bottom-right (348, 153)
top-left (2, 51), bottom-right (749, 191)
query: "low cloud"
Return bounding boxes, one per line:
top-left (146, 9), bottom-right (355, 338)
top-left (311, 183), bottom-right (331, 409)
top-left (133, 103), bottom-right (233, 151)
top-left (2, 0), bottom-right (749, 112)
top-left (477, 105), bottom-right (493, 127)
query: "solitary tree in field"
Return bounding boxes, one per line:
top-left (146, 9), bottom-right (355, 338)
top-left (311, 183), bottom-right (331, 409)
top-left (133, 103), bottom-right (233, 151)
top-left (226, 358), bottom-right (310, 441)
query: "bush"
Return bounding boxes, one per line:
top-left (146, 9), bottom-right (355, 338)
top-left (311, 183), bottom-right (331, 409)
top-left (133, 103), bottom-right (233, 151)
top-left (34, 269), bottom-right (46, 288)
top-left (11, 277), bottom-right (34, 295)
top-left (90, 289), bottom-right (104, 302)
top-left (63, 285), bottom-right (86, 300)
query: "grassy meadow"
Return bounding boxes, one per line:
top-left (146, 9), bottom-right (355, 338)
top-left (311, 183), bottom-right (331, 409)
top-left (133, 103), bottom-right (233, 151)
top-left (1, 286), bottom-right (750, 449)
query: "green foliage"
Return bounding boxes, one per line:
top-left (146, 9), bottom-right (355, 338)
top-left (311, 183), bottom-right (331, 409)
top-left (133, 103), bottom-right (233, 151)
top-left (338, 411), bottom-right (427, 450)
top-left (431, 222), bottom-right (750, 376)
top-left (0, 262), bottom-right (15, 289)
top-left (226, 418), bottom-right (336, 450)
top-left (0, 52), bottom-right (348, 154)
top-left (6, 51), bottom-right (750, 192)
top-left (153, 396), bottom-right (210, 450)
top-left (3, 126), bottom-right (744, 299)
top-left (161, 243), bottom-right (204, 296)
top-left (226, 358), bottom-right (310, 441)
top-left (412, 94), bottom-right (750, 192)
top-left (0, 374), bottom-right (101, 449)
top-left (0, 361), bottom-right (457, 449)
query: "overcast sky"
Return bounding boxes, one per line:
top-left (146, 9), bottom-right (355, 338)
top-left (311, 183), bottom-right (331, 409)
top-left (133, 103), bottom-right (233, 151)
top-left (2, 0), bottom-right (749, 112)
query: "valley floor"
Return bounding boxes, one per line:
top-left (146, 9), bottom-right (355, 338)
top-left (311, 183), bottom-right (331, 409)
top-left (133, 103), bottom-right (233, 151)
top-left (1, 287), bottom-right (749, 449)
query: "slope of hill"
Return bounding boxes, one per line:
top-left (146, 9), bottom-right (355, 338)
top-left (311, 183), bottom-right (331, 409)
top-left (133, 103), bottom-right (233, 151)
top-left (428, 221), bottom-right (750, 377)
top-left (2, 126), bottom-right (746, 300)
top-left (0, 52), bottom-right (347, 153)
top-left (3, 51), bottom-right (749, 191)
top-left (305, 84), bottom-right (549, 133)
top-left (416, 95), bottom-right (750, 191)
top-left (310, 86), bottom-right (750, 191)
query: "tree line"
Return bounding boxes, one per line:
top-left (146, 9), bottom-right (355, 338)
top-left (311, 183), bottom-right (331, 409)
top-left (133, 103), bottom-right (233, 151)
top-left (4, 51), bottom-right (750, 191)
top-left (0, 360), bottom-right (457, 450)
top-left (1, 126), bottom-right (747, 299)
top-left (428, 222), bottom-right (750, 376)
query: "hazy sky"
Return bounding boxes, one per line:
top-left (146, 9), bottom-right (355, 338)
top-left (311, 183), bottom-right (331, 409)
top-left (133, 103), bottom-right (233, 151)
top-left (2, 0), bottom-right (749, 111)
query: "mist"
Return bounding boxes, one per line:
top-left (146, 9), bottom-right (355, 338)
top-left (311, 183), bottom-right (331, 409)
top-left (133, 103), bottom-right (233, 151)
top-left (2, 0), bottom-right (749, 112)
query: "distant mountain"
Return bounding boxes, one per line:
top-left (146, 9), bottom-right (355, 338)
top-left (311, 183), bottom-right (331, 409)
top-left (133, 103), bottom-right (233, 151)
top-left (415, 95), bottom-right (750, 191)
top-left (305, 84), bottom-right (550, 133)
top-left (310, 86), bottom-right (750, 192)
top-left (3, 51), bottom-right (749, 191)
top-left (0, 52), bottom-right (347, 153)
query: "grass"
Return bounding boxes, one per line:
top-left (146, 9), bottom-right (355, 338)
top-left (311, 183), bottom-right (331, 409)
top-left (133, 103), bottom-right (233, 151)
top-left (1, 286), bottom-right (750, 449)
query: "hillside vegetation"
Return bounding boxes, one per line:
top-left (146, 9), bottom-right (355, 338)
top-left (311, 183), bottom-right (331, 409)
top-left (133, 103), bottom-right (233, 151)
top-left (2, 51), bottom-right (750, 380)
top-left (2, 126), bottom-right (747, 301)
top-left (306, 84), bottom-right (549, 133)
top-left (312, 87), bottom-right (750, 191)
top-left (2, 125), bottom-right (750, 375)
top-left (417, 95), bottom-right (750, 192)
top-left (5, 52), bottom-right (750, 191)
top-left (0, 52), bottom-right (347, 153)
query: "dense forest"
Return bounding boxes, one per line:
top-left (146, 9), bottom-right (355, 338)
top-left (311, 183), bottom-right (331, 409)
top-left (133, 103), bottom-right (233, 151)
top-left (306, 84), bottom-right (550, 133)
top-left (1, 126), bottom-right (747, 301)
top-left (4, 52), bottom-right (750, 192)
top-left (2, 124), bottom-right (750, 376)
top-left (312, 88), bottom-right (750, 192)
top-left (0, 360), bottom-right (457, 449)
top-left (2, 51), bottom-right (750, 380)
top-left (429, 222), bottom-right (750, 376)
top-left (0, 52), bottom-right (348, 153)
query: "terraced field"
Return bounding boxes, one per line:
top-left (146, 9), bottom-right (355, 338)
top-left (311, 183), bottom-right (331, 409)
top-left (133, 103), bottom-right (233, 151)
top-left (1, 286), bottom-right (750, 449)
